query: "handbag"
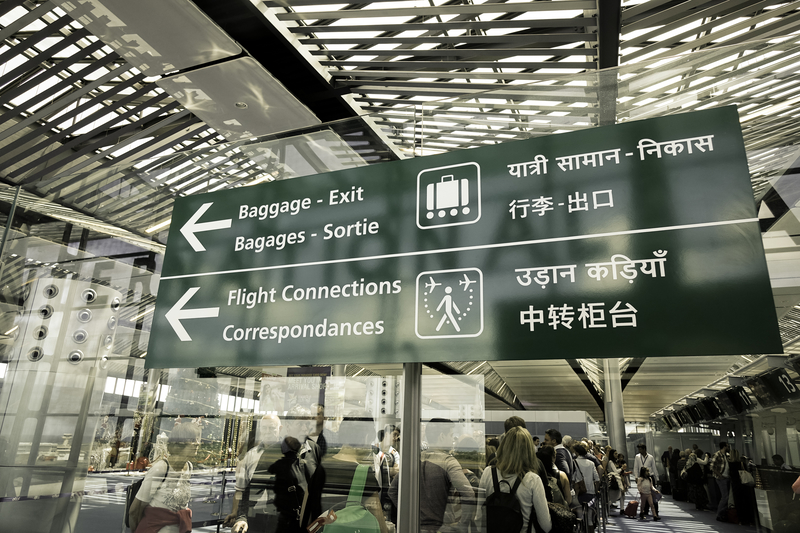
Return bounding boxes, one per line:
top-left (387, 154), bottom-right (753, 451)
top-left (652, 490), bottom-right (662, 503)
top-left (740, 470), bottom-right (755, 487)
top-left (573, 460), bottom-right (587, 496)
top-left (528, 499), bottom-right (577, 533)
top-left (547, 502), bottom-right (577, 533)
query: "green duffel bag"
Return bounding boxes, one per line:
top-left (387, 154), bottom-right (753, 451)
top-left (324, 464), bottom-right (381, 533)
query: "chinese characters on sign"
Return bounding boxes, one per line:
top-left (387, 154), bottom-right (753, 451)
top-left (521, 301), bottom-right (639, 331)
top-left (509, 190), bottom-right (613, 219)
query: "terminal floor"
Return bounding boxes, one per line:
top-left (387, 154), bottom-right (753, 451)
top-left (604, 488), bottom-right (757, 533)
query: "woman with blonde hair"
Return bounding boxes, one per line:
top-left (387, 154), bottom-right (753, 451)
top-left (130, 419), bottom-right (202, 533)
top-left (479, 427), bottom-right (552, 532)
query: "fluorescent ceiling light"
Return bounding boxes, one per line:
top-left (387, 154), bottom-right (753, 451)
top-left (146, 219), bottom-right (171, 233)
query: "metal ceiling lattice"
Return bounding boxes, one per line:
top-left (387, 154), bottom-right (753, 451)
top-left (0, 0), bottom-right (799, 421)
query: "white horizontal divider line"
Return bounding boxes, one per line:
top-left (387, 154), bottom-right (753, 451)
top-left (160, 217), bottom-right (758, 281)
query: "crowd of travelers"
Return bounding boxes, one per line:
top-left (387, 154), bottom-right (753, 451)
top-left (128, 408), bottom-right (787, 533)
top-left (661, 442), bottom-right (757, 525)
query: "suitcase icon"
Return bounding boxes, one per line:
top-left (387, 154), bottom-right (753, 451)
top-left (426, 175), bottom-right (469, 216)
top-left (417, 162), bottom-right (480, 229)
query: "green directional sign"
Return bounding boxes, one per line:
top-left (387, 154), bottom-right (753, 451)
top-left (147, 106), bottom-right (782, 369)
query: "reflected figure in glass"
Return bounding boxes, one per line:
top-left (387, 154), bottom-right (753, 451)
top-left (391, 418), bottom-right (476, 533)
top-left (129, 419), bottom-right (202, 533)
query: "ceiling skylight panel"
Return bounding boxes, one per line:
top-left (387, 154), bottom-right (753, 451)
top-left (316, 31), bottom-right (384, 39)
top-left (329, 17), bottom-right (411, 27)
top-left (413, 43), bottom-right (438, 51)
top-left (640, 75), bottom-right (684, 94)
top-left (292, 4), bottom-right (350, 11)
top-left (499, 55), bottom-right (554, 62)
top-left (364, 1), bottom-right (420, 9)
top-left (47, 100), bottom-right (79, 125)
top-left (485, 28), bottom-right (526, 36)
top-left (708, 26), bottom-right (757, 45)
top-left (52, 44), bottom-right (82, 58)
top-left (538, 68), bottom-right (585, 74)
top-left (20, 18), bottom-right (47, 32)
top-left (35, 37), bottom-right (64, 52)
top-left (620, 46), bottom-right (643, 57)
top-left (762, 50), bottom-right (800, 70)
top-left (627, 48), bottom-right (671, 64)
top-left (68, 101), bottom-right (104, 123)
top-left (409, 95), bottom-right (449, 102)
top-left (108, 137), bottom-right (154, 157)
top-left (82, 66), bottom-right (112, 81)
top-left (366, 93), bottom-right (400, 100)
top-left (327, 43), bottom-right (357, 52)
top-left (516, 10), bottom-right (585, 21)
top-left (397, 30), bottom-right (428, 38)
top-left (757, 79), bottom-right (800, 99)
top-left (0, 6), bottom-right (28, 27)
top-left (621, 27), bottom-right (660, 40)
top-left (649, 20), bottom-right (702, 42)
top-left (687, 76), bottom-right (717, 88)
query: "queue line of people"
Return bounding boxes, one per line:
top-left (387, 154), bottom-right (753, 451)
top-left (130, 410), bottom-right (675, 533)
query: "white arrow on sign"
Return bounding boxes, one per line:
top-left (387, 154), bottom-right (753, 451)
top-left (180, 202), bottom-right (232, 252)
top-left (165, 287), bottom-right (220, 341)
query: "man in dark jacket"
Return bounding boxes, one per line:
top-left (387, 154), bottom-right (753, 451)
top-left (544, 428), bottom-right (575, 482)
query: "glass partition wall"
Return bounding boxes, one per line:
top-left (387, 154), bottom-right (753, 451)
top-left (1, 37), bottom-right (800, 533)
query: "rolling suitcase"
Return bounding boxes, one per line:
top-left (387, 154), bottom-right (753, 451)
top-left (623, 500), bottom-right (639, 518)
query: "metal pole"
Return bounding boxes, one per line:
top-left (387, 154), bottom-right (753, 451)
top-left (603, 359), bottom-right (627, 456)
top-left (397, 362), bottom-right (421, 533)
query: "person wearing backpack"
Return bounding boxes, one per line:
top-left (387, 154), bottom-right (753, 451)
top-left (479, 427), bottom-right (551, 533)
top-left (128, 420), bottom-right (202, 533)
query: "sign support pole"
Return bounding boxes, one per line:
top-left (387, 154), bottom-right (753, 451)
top-left (397, 362), bottom-right (421, 533)
top-left (604, 358), bottom-right (626, 455)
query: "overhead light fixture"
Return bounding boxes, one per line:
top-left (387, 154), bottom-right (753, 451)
top-left (146, 219), bottom-right (171, 233)
top-left (235, 102), bottom-right (248, 109)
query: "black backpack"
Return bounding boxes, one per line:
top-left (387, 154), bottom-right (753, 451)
top-left (485, 468), bottom-right (524, 533)
top-left (125, 460), bottom-right (169, 527)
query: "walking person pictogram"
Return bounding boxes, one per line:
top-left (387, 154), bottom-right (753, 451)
top-left (436, 286), bottom-right (460, 332)
top-left (416, 268), bottom-right (484, 339)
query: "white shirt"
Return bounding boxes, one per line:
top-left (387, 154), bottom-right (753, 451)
top-left (633, 452), bottom-right (659, 483)
top-left (575, 456), bottom-right (600, 495)
top-left (135, 461), bottom-right (193, 533)
top-left (479, 468), bottom-right (552, 533)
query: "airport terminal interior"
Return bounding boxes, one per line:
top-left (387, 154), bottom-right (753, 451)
top-left (1, 1), bottom-right (800, 532)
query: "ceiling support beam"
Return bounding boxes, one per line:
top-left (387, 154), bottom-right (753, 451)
top-left (597, 1), bottom-right (622, 126)
top-left (620, 357), bottom-right (647, 392)
top-left (568, 360), bottom-right (606, 419)
top-left (424, 362), bottom-right (525, 410)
